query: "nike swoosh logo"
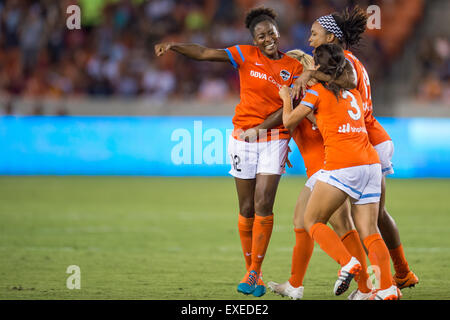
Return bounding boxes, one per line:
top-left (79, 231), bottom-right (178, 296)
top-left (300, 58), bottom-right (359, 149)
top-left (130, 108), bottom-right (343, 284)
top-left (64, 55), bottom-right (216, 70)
top-left (396, 279), bottom-right (409, 287)
top-left (245, 252), bottom-right (252, 256)
top-left (255, 62), bottom-right (263, 66)
top-left (257, 254), bottom-right (264, 259)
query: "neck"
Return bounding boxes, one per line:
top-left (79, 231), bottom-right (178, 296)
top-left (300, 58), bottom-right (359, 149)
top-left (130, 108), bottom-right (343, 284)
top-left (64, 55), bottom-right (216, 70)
top-left (263, 51), bottom-right (281, 60)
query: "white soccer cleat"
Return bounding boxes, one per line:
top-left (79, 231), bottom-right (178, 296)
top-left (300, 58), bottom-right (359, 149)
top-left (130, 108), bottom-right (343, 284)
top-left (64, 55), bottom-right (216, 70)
top-left (267, 280), bottom-right (304, 300)
top-left (370, 285), bottom-right (399, 300)
top-left (334, 257), bottom-right (362, 296)
top-left (347, 289), bottom-right (372, 300)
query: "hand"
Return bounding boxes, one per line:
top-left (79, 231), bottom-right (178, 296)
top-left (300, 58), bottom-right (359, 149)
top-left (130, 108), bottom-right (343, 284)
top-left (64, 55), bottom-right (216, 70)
top-left (306, 113), bottom-right (317, 127)
top-left (279, 85), bottom-right (291, 101)
top-left (154, 42), bottom-right (172, 57)
top-left (292, 66), bottom-right (320, 100)
top-left (239, 128), bottom-right (259, 142)
top-left (285, 146), bottom-right (293, 168)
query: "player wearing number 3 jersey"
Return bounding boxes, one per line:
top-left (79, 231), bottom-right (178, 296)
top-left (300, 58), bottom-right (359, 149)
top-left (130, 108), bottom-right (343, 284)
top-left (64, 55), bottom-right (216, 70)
top-left (303, 7), bottom-right (418, 292)
top-left (280, 43), bottom-right (398, 300)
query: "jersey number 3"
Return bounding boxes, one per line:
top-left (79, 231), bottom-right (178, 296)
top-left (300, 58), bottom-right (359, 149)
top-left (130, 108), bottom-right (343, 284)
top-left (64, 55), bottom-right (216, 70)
top-left (342, 90), bottom-right (361, 121)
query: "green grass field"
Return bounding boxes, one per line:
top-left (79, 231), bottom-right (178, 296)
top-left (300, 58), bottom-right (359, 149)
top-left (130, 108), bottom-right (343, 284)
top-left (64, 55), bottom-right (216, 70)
top-left (0, 176), bottom-right (449, 300)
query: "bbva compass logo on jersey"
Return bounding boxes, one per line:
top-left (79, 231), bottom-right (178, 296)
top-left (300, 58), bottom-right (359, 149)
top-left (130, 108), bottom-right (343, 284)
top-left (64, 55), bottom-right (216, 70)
top-left (280, 69), bottom-right (291, 81)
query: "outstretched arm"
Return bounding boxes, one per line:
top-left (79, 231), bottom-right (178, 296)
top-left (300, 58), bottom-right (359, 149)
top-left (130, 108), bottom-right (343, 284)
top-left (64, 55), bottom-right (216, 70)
top-left (154, 42), bottom-right (229, 62)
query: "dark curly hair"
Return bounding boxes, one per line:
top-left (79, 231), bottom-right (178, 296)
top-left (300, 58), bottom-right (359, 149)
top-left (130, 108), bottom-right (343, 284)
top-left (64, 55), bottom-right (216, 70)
top-left (332, 6), bottom-right (368, 48)
top-left (314, 43), bottom-right (347, 99)
top-left (245, 7), bottom-right (278, 36)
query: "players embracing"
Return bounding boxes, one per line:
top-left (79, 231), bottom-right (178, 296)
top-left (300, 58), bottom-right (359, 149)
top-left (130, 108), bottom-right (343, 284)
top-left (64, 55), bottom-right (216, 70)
top-left (155, 5), bottom-right (418, 300)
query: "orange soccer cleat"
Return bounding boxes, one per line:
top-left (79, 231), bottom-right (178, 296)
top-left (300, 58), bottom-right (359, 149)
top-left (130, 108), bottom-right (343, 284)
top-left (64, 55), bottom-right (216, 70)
top-left (393, 271), bottom-right (419, 289)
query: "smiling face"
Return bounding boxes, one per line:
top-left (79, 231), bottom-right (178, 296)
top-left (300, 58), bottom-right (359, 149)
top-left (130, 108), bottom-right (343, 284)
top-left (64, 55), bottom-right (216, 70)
top-left (252, 20), bottom-right (280, 59)
top-left (308, 21), bottom-right (335, 49)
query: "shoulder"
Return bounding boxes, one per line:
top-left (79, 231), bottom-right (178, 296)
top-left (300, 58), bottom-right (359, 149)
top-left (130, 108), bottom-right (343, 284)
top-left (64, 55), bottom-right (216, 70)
top-left (235, 44), bottom-right (257, 56)
top-left (308, 83), bottom-right (325, 95)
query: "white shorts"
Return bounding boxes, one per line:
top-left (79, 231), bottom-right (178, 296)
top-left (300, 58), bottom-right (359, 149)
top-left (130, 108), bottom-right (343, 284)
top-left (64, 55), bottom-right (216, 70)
top-left (374, 140), bottom-right (394, 176)
top-left (305, 170), bottom-right (320, 191)
top-left (316, 164), bottom-right (382, 205)
top-left (228, 136), bottom-right (289, 179)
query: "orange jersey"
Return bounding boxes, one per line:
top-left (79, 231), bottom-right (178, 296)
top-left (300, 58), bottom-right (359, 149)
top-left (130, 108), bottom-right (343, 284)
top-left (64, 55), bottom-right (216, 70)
top-left (225, 45), bottom-right (303, 141)
top-left (300, 84), bottom-right (380, 170)
top-left (344, 50), bottom-right (390, 146)
top-left (291, 118), bottom-right (324, 178)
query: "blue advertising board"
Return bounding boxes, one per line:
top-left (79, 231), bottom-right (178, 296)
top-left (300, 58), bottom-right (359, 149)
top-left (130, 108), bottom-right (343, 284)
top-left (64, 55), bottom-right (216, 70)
top-left (1, 116), bottom-right (449, 177)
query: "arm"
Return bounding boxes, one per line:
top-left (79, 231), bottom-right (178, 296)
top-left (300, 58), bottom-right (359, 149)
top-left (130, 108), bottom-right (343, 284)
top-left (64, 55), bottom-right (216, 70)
top-left (239, 108), bottom-right (283, 141)
top-left (292, 60), bottom-right (356, 99)
top-left (154, 42), bottom-right (229, 62)
top-left (279, 86), bottom-right (313, 132)
top-left (312, 61), bottom-right (356, 89)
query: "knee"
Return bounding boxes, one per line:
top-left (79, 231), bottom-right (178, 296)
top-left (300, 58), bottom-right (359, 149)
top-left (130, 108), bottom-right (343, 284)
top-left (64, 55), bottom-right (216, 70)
top-left (378, 208), bottom-right (396, 227)
top-left (330, 216), bottom-right (353, 238)
top-left (303, 213), bottom-right (318, 233)
top-left (239, 201), bottom-right (255, 218)
top-left (254, 195), bottom-right (274, 216)
top-left (293, 214), bottom-right (304, 229)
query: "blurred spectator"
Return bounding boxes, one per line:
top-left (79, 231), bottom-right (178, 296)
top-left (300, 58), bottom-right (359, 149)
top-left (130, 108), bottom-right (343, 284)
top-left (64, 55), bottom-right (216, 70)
top-left (1, 98), bottom-right (14, 115)
top-left (417, 35), bottom-right (450, 105)
top-left (0, 0), bottom-right (429, 112)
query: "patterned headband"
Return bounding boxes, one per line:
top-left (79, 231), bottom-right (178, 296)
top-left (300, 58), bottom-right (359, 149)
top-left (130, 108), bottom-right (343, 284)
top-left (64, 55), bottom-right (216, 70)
top-left (317, 14), bottom-right (343, 40)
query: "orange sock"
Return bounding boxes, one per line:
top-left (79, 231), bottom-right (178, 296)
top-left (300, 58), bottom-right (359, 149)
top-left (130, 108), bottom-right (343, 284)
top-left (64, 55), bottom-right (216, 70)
top-left (238, 214), bottom-right (254, 270)
top-left (389, 244), bottom-right (410, 278)
top-left (289, 228), bottom-right (314, 287)
top-left (363, 233), bottom-right (392, 290)
top-left (309, 223), bottom-right (352, 267)
top-left (249, 214), bottom-right (274, 274)
top-left (341, 230), bottom-right (371, 293)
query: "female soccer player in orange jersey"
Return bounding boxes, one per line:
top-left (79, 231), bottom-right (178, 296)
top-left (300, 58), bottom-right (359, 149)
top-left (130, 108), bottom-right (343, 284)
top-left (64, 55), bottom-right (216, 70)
top-left (263, 50), bottom-right (372, 300)
top-left (155, 7), bottom-right (304, 297)
top-left (295, 6), bottom-right (418, 292)
top-left (281, 43), bottom-right (399, 300)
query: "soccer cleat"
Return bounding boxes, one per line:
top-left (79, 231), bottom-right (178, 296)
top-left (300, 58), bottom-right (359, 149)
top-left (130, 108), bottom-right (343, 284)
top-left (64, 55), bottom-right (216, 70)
top-left (334, 257), bottom-right (362, 296)
top-left (237, 270), bottom-right (259, 295)
top-left (370, 285), bottom-right (399, 300)
top-left (347, 289), bottom-right (372, 300)
top-left (252, 273), bottom-right (266, 297)
top-left (393, 271), bottom-right (419, 289)
top-left (267, 280), bottom-right (304, 300)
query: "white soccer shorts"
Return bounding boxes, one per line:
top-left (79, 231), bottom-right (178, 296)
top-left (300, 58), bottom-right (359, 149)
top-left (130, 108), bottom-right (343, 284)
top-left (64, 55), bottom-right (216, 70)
top-left (373, 140), bottom-right (394, 176)
top-left (305, 170), bottom-right (320, 191)
top-left (316, 163), bottom-right (382, 205)
top-left (228, 136), bottom-right (289, 179)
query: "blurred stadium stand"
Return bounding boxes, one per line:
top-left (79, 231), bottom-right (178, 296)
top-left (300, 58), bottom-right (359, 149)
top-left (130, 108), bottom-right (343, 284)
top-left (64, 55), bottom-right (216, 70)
top-left (0, 0), bottom-right (448, 117)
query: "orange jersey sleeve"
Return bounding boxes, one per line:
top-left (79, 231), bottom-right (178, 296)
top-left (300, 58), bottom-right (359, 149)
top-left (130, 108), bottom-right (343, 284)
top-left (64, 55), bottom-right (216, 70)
top-left (300, 83), bottom-right (379, 170)
top-left (344, 50), bottom-right (390, 146)
top-left (291, 118), bottom-right (324, 178)
top-left (225, 45), bottom-right (303, 141)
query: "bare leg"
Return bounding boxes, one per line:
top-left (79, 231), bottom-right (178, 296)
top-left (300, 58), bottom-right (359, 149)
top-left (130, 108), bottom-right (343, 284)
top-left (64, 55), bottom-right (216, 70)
top-left (234, 177), bottom-right (256, 270)
top-left (377, 176), bottom-right (401, 249)
top-left (234, 177), bottom-right (256, 218)
top-left (304, 181), bottom-right (348, 231)
top-left (253, 173), bottom-right (281, 216)
top-left (293, 185), bottom-right (311, 229)
top-left (328, 199), bottom-right (354, 237)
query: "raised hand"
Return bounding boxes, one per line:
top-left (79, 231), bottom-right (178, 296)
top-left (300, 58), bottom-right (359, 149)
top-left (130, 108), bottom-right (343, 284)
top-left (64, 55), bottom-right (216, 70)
top-left (154, 42), bottom-right (172, 57)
